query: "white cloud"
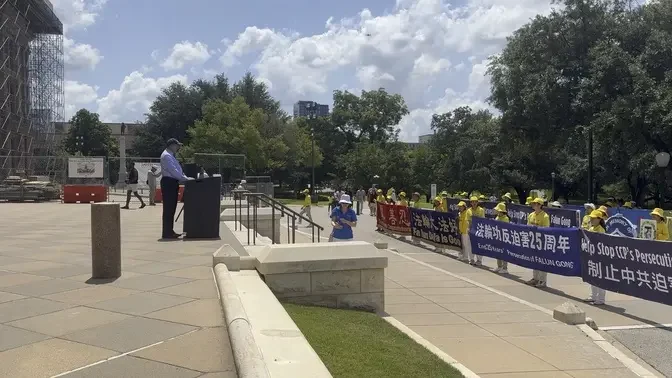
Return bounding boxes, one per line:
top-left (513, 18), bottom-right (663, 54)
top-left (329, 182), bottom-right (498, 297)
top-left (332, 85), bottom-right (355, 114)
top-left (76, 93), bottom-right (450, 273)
top-left (219, 0), bottom-right (553, 140)
top-left (51, 0), bottom-right (107, 32)
top-left (64, 80), bottom-right (99, 119)
top-left (64, 37), bottom-right (103, 70)
top-left (161, 41), bottom-right (212, 71)
top-left (96, 71), bottom-right (188, 122)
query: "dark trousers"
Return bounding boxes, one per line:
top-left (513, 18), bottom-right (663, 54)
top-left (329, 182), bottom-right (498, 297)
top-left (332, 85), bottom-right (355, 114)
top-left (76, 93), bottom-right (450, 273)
top-left (356, 200), bottom-right (363, 215)
top-left (161, 177), bottom-right (180, 237)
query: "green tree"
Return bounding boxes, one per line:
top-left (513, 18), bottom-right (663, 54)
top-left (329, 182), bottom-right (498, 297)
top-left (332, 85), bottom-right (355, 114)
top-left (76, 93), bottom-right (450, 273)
top-left (63, 109), bottom-right (118, 157)
top-left (331, 88), bottom-right (409, 147)
top-left (182, 97), bottom-right (289, 173)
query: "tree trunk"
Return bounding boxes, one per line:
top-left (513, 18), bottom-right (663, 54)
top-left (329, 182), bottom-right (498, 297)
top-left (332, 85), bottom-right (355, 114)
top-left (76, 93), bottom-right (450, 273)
top-left (513, 186), bottom-right (528, 205)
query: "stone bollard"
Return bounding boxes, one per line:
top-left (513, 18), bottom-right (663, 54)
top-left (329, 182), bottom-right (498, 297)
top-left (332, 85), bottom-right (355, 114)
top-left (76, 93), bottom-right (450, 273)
top-left (553, 302), bottom-right (586, 325)
top-left (91, 202), bottom-right (121, 279)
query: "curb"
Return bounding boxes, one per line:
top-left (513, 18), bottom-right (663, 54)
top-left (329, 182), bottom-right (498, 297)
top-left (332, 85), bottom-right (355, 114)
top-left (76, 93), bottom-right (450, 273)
top-left (214, 263), bottom-right (271, 378)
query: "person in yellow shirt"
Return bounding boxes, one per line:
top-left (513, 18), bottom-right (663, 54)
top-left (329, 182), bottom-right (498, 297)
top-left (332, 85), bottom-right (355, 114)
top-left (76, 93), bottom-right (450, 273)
top-left (466, 196), bottom-right (485, 265)
top-left (598, 205), bottom-right (609, 220)
top-left (525, 196), bottom-right (533, 205)
top-left (456, 201), bottom-right (469, 261)
top-left (527, 198), bottom-right (550, 288)
top-left (374, 189), bottom-right (386, 231)
top-left (410, 192), bottom-right (420, 208)
top-left (651, 208), bottom-right (669, 241)
top-left (432, 196), bottom-right (442, 211)
top-left (298, 189), bottom-right (312, 225)
top-left (398, 192), bottom-right (408, 207)
top-left (581, 203), bottom-right (595, 229)
top-left (494, 202), bottom-right (510, 273)
top-left (502, 192), bottom-right (513, 204)
top-left (584, 210), bottom-right (607, 305)
top-left (439, 191), bottom-right (449, 212)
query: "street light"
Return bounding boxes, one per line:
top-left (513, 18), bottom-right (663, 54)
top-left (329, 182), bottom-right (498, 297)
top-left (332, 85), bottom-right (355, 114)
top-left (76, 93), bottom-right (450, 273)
top-left (551, 172), bottom-right (556, 201)
top-left (655, 152), bottom-right (670, 208)
top-left (306, 102), bottom-right (317, 201)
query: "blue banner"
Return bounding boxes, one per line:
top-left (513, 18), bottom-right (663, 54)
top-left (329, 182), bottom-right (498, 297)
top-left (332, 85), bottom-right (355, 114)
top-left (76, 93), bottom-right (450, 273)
top-left (409, 207), bottom-right (462, 249)
top-left (581, 230), bottom-right (672, 306)
top-left (469, 218), bottom-right (582, 276)
top-left (605, 208), bottom-right (652, 237)
top-left (446, 199), bottom-right (497, 218)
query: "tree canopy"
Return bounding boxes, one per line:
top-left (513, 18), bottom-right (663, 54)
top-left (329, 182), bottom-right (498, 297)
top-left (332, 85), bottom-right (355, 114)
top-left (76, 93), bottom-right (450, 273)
top-left (62, 109), bottom-right (118, 157)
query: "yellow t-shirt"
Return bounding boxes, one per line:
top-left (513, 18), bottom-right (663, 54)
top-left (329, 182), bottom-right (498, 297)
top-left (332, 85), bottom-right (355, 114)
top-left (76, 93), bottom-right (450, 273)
top-left (581, 215), bottom-right (591, 229)
top-left (458, 211), bottom-right (469, 234)
top-left (439, 198), bottom-right (447, 212)
top-left (528, 211), bottom-right (550, 227)
top-left (589, 224), bottom-right (605, 233)
top-left (466, 206), bottom-right (485, 222)
top-left (376, 195), bottom-right (386, 203)
top-left (656, 220), bottom-right (669, 241)
top-left (496, 214), bottom-right (510, 223)
top-left (398, 199), bottom-right (408, 207)
top-left (303, 194), bottom-right (311, 207)
top-left (410, 201), bottom-right (419, 208)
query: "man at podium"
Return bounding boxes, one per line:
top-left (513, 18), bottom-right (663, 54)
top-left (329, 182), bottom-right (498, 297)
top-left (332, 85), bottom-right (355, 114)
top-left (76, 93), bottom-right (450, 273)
top-left (160, 138), bottom-right (191, 239)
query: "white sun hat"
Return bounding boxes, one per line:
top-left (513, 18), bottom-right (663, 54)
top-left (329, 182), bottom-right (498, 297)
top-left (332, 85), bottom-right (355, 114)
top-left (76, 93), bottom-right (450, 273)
top-left (339, 194), bottom-right (352, 204)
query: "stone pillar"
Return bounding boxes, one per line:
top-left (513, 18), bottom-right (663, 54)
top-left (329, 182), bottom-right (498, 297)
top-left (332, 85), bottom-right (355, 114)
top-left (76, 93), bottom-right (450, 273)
top-left (91, 203), bottom-right (121, 278)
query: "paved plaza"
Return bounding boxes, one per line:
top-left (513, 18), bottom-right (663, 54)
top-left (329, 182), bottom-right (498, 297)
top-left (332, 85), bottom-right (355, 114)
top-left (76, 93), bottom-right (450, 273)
top-left (0, 202), bottom-right (236, 378)
top-left (288, 204), bottom-right (669, 377)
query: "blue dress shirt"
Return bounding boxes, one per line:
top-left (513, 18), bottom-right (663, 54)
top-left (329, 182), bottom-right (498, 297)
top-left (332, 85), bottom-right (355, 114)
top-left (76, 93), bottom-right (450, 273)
top-left (160, 150), bottom-right (188, 181)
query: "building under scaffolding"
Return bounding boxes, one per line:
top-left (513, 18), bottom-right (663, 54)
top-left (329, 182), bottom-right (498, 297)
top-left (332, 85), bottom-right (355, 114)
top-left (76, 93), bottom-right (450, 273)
top-left (0, 0), bottom-right (64, 179)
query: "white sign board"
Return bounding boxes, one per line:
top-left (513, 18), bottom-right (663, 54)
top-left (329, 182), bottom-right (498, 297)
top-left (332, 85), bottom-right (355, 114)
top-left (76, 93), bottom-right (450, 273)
top-left (430, 184), bottom-right (437, 200)
top-left (134, 162), bottom-right (160, 189)
top-left (68, 157), bottom-right (104, 178)
top-left (639, 219), bottom-right (657, 240)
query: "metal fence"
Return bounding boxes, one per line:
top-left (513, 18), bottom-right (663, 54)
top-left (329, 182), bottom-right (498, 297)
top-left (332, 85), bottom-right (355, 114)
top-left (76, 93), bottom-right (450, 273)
top-left (0, 155), bottom-right (110, 185)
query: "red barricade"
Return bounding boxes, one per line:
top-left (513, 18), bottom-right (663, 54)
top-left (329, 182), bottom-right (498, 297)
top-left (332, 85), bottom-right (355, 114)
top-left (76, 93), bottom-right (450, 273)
top-left (62, 185), bottom-right (107, 203)
top-left (154, 186), bottom-right (185, 203)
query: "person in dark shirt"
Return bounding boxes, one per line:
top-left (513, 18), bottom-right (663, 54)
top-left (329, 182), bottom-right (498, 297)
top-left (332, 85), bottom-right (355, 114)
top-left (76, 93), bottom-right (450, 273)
top-left (121, 161), bottom-right (146, 209)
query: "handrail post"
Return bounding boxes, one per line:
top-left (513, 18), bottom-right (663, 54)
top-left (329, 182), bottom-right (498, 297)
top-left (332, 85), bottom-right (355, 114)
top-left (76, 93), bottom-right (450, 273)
top-left (291, 216), bottom-right (295, 243)
top-left (253, 198), bottom-right (257, 245)
top-left (247, 195), bottom-right (250, 245)
top-left (271, 205), bottom-right (275, 244)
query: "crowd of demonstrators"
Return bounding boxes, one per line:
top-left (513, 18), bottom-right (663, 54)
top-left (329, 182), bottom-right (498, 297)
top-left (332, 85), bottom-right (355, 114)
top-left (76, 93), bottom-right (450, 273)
top-left (359, 186), bottom-right (671, 307)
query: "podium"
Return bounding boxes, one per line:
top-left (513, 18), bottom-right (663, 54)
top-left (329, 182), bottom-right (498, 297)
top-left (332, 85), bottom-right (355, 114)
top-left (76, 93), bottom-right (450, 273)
top-left (183, 175), bottom-right (221, 239)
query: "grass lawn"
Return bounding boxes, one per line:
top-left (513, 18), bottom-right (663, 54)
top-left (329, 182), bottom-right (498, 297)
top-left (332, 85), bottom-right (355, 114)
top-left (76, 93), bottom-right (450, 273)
top-left (284, 303), bottom-right (463, 378)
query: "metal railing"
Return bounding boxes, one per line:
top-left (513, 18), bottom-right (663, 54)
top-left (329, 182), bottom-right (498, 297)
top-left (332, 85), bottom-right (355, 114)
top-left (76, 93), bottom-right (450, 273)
top-left (232, 190), bottom-right (324, 245)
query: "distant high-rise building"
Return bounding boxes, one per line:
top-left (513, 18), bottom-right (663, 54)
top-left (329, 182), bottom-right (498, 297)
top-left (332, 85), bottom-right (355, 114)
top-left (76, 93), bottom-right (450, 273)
top-left (293, 101), bottom-right (329, 118)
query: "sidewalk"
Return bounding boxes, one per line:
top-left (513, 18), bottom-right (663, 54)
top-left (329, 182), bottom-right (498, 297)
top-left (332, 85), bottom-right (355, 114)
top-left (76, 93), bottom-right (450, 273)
top-left (0, 203), bottom-right (236, 378)
top-left (289, 204), bottom-right (662, 377)
top-left (383, 250), bottom-right (639, 377)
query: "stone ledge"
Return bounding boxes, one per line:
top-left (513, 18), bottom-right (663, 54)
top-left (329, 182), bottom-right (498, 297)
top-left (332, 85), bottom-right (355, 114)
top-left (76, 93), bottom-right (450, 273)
top-left (212, 244), bottom-right (241, 271)
top-left (213, 264), bottom-right (270, 378)
top-left (229, 270), bottom-right (332, 378)
top-left (255, 242), bottom-right (388, 275)
top-left (553, 302), bottom-right (586, 325)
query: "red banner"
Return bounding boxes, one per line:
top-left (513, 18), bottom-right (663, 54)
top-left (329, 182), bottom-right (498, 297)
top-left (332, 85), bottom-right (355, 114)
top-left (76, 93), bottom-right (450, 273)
top-left (376, 202), bottom-right (411, 235)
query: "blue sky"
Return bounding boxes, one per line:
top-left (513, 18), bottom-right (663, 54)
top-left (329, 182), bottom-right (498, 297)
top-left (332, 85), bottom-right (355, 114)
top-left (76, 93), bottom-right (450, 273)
top-left (56, 0), bottom-right (553, 141)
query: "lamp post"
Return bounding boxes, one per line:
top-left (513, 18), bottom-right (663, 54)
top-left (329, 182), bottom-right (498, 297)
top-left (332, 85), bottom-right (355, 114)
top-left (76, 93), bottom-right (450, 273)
top-left (655, 152), bottom-right (670, 208)
top-left (306, 102), bottom-right (317, 202)
top-left (551, 172), bottom-right (556, 201)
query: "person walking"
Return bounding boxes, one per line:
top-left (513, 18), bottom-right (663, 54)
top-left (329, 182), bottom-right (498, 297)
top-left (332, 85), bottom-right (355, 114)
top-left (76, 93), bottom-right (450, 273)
top-left (355, 186), bottom-right (366, 215)
top-left (494, 202), bottom-right (510, 273)
top-left (121, 161), bottom-right (145, 209)
top-left (584, 209), bottom-right (607, 305)
top-left (330, 194), bottom-right (357, 241)
top-left (146, 165), bottom-right (161, 206)
top-left (527, 198), bottom-right (551, 287)
top-left (298, 189), bottom-right (312, 225)
top-left (160, 138), bottom-right (191, 239)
